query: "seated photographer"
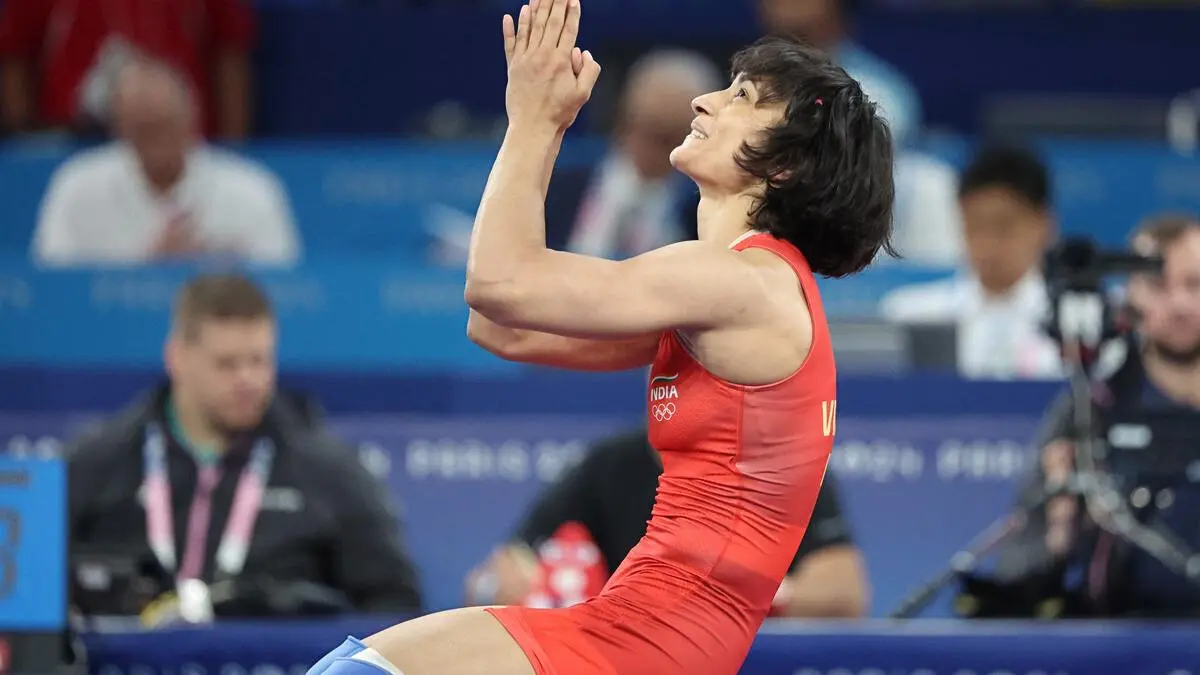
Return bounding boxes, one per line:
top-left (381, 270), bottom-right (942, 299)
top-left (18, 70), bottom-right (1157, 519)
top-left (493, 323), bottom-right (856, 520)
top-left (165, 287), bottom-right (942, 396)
top-left (67, 274), bottom-right (422, 623)
top-left (464, 428), bottom-right (869, 618)
top-left (991, 213), bottom-right (1200, 617)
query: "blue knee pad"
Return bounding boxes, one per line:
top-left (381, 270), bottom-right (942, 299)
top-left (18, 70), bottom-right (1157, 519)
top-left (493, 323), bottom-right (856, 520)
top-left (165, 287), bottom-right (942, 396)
top-left (314, 658), bottom-right (394, 675)
top-left (308, 637), bottom-right (390, 675)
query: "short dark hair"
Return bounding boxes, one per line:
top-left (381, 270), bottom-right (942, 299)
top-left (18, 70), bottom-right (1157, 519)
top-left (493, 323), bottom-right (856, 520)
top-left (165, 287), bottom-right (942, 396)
top-left (958, 144), bottom-right (1051, 208)
top-left (173, 274), bottom-right (273, 340)
top-left (730, 36), bottom-right (896, 278)
top-left (1130, 212), bottom-right (1200, 252)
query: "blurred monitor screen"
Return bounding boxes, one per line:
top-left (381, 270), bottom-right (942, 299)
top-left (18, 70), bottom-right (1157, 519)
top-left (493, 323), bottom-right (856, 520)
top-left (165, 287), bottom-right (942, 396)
top-left (828, 320), bottom-right (958, 373)
top-left (907, 323), bottom-right (958, 373)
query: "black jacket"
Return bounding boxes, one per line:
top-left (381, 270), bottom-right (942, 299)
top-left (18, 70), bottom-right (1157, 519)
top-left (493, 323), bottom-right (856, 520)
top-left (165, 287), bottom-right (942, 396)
top-left (990, 339), bottom-right (1200, 617)
top-left (67, 386), bottom-right (422, 615)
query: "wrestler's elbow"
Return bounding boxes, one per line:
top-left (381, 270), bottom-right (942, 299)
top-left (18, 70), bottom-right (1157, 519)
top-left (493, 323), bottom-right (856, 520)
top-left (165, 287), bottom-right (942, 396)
top-left (466, 311), bottom-right (521, 357)
top-left (465, 276), bottom-right (530, 325)
top-left (465, 311), bottom-right (493, 346)
top-left (464, 276), bottom-right (502, 311)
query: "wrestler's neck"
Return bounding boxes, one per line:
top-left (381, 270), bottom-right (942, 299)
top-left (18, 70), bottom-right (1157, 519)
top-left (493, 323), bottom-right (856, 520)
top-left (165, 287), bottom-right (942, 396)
top-left (696, 190), bottom-right (759, 248)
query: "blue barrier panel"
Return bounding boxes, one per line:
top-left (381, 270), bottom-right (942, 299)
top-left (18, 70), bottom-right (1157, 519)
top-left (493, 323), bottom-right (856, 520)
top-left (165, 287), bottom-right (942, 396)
top-left (0, 409), bottom-right (1041, 616)
top-left (79, 619), bottom-right (1200, 675)
top-left (1, 140), bottom-right (1198, 255)
top-left (0, 368), bottom-right (1064, 417)
top-left (0, 139), bottom-right (605, 255)
top-left (0, 456), bottom-right (66, 631)
top-left (0, 260), bottom-right (954, 370)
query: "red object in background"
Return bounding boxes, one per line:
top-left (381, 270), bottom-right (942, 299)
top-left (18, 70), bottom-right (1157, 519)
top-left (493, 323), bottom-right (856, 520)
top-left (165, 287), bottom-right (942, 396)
top-left (527, 522), bottom-right (796, 615)
top-left (0, 635), bottom-right (11, 675)
top-left (525, 521), bottom-right (608, 608)
top-left (0, 0), bottom-right (254, 135)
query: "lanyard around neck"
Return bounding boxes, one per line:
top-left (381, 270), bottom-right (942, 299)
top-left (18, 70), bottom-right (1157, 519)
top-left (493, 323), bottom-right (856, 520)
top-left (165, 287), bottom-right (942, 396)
top-left (141, 422), bottom-right (275, 581)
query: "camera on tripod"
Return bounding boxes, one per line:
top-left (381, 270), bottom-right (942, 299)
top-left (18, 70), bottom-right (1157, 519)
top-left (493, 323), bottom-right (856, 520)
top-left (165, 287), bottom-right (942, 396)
top-left (890, 236), bottom-right (1200, 619)
top-left (1042, 237), bottom-right (1162, 357)
top-left (1045, 237), bottom-right (1162, 290)
top-left (1018, 237), bottom-right (1200, 614)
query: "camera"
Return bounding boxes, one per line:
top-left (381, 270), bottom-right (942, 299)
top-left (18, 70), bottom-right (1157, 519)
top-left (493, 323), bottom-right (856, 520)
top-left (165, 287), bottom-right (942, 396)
top-left (1042, 237), bottom-right (1162, 355)
top-left (1044, 237), bottom-right (1161, 291)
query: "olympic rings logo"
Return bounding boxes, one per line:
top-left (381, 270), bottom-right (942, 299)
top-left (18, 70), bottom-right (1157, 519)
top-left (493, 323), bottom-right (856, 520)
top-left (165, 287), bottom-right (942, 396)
top-left (652, 403), bottom-right (676, 422)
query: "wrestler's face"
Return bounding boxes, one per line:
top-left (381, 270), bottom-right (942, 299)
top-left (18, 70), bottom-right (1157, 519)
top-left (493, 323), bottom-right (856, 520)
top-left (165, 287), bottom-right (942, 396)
top-left (670, 76), bottom-right (784, 195)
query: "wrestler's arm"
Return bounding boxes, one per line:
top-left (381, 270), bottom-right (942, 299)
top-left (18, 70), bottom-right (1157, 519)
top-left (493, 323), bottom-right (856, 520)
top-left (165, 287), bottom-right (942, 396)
top-left (466, 125), bottom-right (767, 338)
top-left (467, 312), bottom-right (659, 370)
top-left (466, 89), bottom-right (662, 370)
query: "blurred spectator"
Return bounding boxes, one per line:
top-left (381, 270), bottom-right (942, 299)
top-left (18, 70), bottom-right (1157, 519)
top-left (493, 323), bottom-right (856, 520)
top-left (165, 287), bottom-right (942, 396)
top-left (31, 59), bottom-right (299, 268)
top-left (757, 0), bottom-right (951, 264)
top-left (891, 151), bottom-right (964, 266)
top-left (0, 0), bottom-right (253, 138)
top-left (465, 429), bottom-right (869, 618)
top-left (880, 144), bottom-right (1061, 380)
top-left (757, 0), bottom-right (922, 146)
top-left (993, 214), bottom-right (1200, 617)
top-left (544, 50), bottom-right (721, 259)
top-left (67, 274), bottom-right (422, 618)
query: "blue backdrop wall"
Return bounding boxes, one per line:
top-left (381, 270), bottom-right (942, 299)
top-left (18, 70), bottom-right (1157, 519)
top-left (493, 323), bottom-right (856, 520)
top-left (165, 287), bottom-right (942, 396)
top-left (1, 139), bottom-right (1197, 258)
top-left (0, 367), bottom-right (1059, 617)
top-left (248, 5), bottom-right (1200, 136)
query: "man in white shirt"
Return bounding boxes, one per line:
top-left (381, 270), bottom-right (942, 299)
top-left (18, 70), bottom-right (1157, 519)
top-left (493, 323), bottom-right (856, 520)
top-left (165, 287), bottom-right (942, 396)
top-left (881, 144), bottom-right (1062, 380)
top-left (544, 50), bottom-right (723, 260)
top-left (31, 59), bottom-right (300, 267)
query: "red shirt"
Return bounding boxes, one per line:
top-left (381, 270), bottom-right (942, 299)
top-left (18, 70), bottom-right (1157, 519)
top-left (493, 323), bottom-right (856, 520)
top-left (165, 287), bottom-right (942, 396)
top-left (571, 232), bottom-right (837, 675)
top-left (0, 0), bottom-right (254, 135)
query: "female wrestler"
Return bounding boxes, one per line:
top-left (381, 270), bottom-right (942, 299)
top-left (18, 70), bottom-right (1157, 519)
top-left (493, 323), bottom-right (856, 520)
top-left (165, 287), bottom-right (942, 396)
top-left (309, 0), bottom-right (894, 672)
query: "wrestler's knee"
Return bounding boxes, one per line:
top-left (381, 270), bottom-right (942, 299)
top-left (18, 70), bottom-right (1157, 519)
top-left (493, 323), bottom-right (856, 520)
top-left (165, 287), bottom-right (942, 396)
top-left (308, 637), bottom-right (406, 675)
top-left (362, 608), bottom-right (536, 675)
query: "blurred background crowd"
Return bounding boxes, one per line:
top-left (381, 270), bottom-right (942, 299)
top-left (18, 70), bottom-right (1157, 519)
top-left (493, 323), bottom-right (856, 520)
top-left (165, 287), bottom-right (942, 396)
top-left (1, 0), bottom-right (1200, 673)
